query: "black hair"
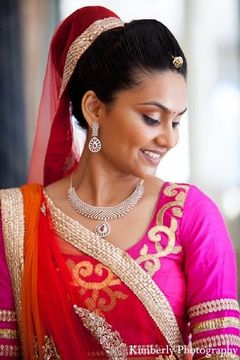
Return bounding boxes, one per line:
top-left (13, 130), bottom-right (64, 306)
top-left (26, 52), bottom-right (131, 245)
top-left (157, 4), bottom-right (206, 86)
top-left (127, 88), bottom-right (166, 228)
top-left (68, 19), bottom-right (187, 129)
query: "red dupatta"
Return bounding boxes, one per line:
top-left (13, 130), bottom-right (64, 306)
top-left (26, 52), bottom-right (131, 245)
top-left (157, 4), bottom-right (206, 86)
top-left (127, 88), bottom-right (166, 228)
top-left (21, 184), bottom-right (91, 359)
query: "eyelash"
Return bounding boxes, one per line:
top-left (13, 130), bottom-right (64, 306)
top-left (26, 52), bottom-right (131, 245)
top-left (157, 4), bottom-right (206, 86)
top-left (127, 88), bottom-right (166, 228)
top-left (142, 115), bottom-right (160, 126)
top-left (172, 122), bottom-right (180, 128)
top-left (142, 115), bottom-right (180, 128)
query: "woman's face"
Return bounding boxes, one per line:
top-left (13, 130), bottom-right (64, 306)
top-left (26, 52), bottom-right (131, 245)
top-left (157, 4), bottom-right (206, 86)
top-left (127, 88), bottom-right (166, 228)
top-left (98, 70), bottom-right (187, 178)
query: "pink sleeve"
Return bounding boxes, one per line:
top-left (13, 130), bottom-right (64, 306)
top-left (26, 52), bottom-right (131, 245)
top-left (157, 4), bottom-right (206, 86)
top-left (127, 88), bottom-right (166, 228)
top-left (0, 213), bottom-right (21, 358)
top-left (181, 185), bottom-right (240, 359)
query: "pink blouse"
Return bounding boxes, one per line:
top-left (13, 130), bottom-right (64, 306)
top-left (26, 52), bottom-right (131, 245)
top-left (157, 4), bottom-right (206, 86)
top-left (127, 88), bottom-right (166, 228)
top-left (0, 182), bottom-right (239, 359)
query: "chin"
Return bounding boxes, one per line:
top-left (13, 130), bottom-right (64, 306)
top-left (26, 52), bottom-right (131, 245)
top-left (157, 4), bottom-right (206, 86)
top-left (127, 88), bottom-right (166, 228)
top-left (135, 151), bottom-right (162, 178)
top-left (132, 165), bottom-right (157, 179)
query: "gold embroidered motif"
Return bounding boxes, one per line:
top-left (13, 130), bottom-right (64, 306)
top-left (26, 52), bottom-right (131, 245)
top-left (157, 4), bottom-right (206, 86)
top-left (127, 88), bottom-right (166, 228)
top-left (192, 334), bottom-right (240, 348)
top-left (67, 259), bottom-right (128, 316)
top-left (0, 344), bottom-right (19, 357)
top-left (188, 299), bottom-right (240, 319)
top-left (74, 305), bottom-right (128, 360)
top-left (0, 188), bottom-right (24, 349)
top-left (60, 17), bottom-right (124, 96)
top-left (136, 184), bottom-right (189, 277)
top-left (42, 336), bottom-right (60, 360)
top-left (0, 309), bottom-right (16, 322)
top-left (44, 191), bottom-right (185, 360)
top-left (0, 328), bottom-right (18, 339)
top-left (192, 316), bottom-right (240, 334)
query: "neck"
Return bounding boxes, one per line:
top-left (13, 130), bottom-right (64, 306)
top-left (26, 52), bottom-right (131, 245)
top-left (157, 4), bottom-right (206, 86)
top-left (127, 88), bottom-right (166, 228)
top-left (71, 145), bottom-right (140, 206)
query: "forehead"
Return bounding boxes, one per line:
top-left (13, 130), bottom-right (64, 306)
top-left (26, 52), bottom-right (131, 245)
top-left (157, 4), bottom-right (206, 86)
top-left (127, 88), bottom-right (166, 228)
top-left (117, 71), bottom-right (187, 112)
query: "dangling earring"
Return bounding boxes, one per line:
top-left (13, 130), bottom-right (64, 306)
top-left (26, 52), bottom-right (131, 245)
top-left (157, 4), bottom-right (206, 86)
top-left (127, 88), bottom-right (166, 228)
top-left (88, 121), bottom-right (102, 153)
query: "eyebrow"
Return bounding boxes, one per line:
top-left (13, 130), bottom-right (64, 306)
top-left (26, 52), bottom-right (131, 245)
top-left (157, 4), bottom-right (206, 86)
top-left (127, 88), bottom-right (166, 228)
top-left (138, 101), bottom-right (187, 116)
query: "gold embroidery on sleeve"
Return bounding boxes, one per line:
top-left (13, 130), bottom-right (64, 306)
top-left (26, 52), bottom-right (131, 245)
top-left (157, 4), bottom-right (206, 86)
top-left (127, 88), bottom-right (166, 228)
top-left (0, 188), bottom-right (24, 347)
top-left (0, 309), bottom-right (16, 322)
top-left (0, 328), bottom-right (18, 339)
top-left (0, 344), bottom-right (20, 357)
top-left (192, 316), bottom-right (240, 334)
top-left (188, 299), bottom-right (240, 319)
top-left (192, 334), bottom-right (240, 349)
top-left (67, 259), bottom-right (128, 316)
top-left (136, 184), bottom-right (190, 277)
top-left (74, 305), bottom-right (128, 360)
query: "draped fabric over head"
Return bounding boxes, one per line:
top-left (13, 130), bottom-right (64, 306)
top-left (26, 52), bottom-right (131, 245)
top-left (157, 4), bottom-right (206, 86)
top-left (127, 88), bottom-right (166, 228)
top-left (28, 6), bottom-right (124, 186)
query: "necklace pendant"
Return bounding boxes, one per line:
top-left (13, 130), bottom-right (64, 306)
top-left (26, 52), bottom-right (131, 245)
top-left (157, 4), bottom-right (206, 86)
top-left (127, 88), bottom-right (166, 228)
top-left (95, 221), bottom-right (111, 238)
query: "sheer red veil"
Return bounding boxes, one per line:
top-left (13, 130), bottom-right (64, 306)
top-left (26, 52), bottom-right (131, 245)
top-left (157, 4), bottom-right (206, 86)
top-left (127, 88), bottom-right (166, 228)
top-left (28, 6), bottom-right (124, 186)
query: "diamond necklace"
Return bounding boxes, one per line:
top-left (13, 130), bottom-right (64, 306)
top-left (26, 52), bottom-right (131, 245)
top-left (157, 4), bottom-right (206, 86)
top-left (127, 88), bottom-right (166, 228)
top-left (67, 174), bottom-right (144, 238)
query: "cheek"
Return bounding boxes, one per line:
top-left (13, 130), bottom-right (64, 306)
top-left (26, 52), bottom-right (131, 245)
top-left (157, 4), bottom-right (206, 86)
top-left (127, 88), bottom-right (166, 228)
top-left (101, 113), bottom-right (149, 148)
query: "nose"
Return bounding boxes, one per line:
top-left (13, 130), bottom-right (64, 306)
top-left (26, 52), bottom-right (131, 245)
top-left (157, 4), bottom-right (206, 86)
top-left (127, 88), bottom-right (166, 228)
top-left (154, 123), bottom-right (179, 150)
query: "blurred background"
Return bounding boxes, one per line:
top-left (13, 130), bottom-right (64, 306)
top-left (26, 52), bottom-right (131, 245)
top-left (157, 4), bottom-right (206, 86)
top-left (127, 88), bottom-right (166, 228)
top-left (0, 0), bottom-right (239, 288)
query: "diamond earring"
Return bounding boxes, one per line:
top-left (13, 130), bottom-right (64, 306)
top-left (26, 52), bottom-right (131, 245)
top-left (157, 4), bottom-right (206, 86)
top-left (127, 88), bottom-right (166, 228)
top-left (88, 121), bottom-right (102, 153)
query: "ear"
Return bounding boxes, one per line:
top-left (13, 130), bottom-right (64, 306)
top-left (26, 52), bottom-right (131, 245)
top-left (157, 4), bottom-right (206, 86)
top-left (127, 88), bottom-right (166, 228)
top-left (81, 90), bottom-right (103, 127)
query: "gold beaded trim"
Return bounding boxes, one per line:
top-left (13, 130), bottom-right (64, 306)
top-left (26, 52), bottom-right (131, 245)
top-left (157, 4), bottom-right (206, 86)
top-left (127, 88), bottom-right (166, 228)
top-left (74, 305), bottom-right (128, 359)
top-left (192, 317), bottom-right (240, 335)
top-left (0, 344), bottom-right (19, 357)
top-left (60, 17), bottom-right (124, 96)
top-left (0, 328), bottom-right (18, 339)
top-left (0, 309), bottom-right (16, 322)
top-left (0, 188), bottom-right (24, 347)
top-left (42, 335), bottom-right (60, 360)
top-left (44, 192), bottom-right (184, 360)
top-left (192, 334), bottom-right (240, 349)
top-left (188, 299), bottom-right (240, 319)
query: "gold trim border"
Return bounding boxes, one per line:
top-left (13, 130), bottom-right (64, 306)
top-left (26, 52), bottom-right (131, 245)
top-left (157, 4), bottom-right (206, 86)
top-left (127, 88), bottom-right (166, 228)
top-left (0, 344), bottom-right (20, 357)
top-left (192, 334), bottom-right (240, 349)
top-left (192, 317), bottom-right (240, 335)
top-left (0, 309), bottom-right (16, 322)
top-left (0, 188), bottom-right (24, 353)
top-left (60, 17), bottom-right (124, 96)
top-left (0, 328), bottom-right (18, 339)
top-left (188, 299), bottom-right (240, 319)
top-left (74, 305), bottom-right (128, 359)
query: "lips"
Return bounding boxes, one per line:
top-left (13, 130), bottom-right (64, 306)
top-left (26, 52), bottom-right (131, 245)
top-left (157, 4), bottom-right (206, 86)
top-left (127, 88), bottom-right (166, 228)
top-left (141, 149), bottom-right (161, 159)
top-left (140, 148), bottom-right (166, 166)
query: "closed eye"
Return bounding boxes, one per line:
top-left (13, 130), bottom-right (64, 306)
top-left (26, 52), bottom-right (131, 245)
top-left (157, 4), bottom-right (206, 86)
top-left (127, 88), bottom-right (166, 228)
top-left (142, 115), bottom-right (160, 126)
